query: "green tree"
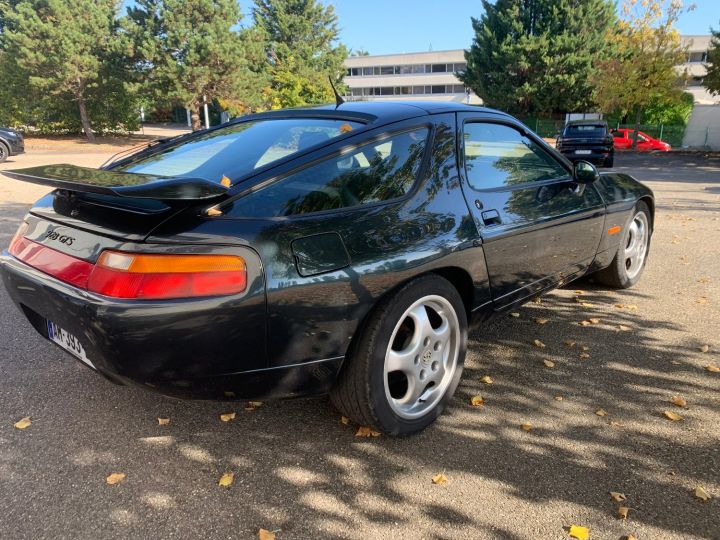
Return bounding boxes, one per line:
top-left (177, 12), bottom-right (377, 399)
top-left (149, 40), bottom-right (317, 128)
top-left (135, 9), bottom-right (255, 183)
top-left (3, 0), bottom-right (127, 140)
top-left (591, 0), bottom-right (691, 149)
top-left (460, 0), bottom-right (616, 115)
top-left (252, 0), bottom-right (347, 109)
top-left (704, 25), bottom-right (720, 95)
top-left (124, 0), bottom-right (266, 130)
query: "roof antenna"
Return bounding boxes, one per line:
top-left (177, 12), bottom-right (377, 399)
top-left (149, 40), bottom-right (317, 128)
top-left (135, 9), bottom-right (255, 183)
top-left (328, 76), bottom-right (345, 107)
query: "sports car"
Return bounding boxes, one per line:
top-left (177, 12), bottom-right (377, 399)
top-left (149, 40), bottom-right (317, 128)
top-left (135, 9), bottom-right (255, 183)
top-left (0, 101), bottom-right (653, 435)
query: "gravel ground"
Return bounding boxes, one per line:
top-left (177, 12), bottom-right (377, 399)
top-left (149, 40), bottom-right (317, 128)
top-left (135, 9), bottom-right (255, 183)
top-left (0, 150), bottom-right (718, 540)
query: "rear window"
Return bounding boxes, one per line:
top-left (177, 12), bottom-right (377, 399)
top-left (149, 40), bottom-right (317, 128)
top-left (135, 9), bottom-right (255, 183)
top-left (563, 124), bottom-right (607, 137)
top-left (115, 118), bottom-right (363, 184)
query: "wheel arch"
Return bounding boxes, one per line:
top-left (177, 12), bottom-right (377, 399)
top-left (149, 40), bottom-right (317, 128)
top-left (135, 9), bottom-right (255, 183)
top-left (638, 196), bottom-right (655, 228)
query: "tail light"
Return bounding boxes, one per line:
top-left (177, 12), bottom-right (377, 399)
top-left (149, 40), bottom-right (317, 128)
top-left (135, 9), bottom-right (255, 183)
top-left (8, 230), bottom-right (246, 300)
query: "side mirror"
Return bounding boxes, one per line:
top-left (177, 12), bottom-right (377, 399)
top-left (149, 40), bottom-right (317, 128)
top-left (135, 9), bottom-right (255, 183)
top-left (573, 160), bottom-right (599, 184)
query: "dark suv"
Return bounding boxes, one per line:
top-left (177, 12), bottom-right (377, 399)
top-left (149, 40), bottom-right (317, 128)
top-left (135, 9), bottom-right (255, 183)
top-left (0, 127), bottom-right (25, 163)
top-left (555, 120), bottom-right (614, 168)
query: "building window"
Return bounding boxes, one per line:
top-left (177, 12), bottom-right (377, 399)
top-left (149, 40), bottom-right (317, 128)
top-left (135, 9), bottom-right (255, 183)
top-left (688, 51), bottom-right (708, 63)
top-left (453, 63), bottom-right (466, 73)
top-left (431, 85), bottom-right (446, 94)
top-left (411, 64), bottom-right (425, 74)
top-left (380, 66), bottom-right (394, 75)
top-left (431, 64), bottom-right (446, 73)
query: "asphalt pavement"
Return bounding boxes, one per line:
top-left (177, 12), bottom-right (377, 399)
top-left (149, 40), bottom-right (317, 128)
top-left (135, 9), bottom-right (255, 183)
top-left (0, 151), bottom-right (718, 539)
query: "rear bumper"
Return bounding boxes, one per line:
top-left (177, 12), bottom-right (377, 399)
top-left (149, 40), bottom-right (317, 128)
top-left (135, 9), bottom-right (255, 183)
top-left (0, 252), bottom-right (338, 400)
top-left (558, 149), bottom-right (612, 163)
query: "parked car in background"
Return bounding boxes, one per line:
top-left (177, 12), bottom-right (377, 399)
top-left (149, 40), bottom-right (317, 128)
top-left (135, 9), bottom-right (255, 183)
top-left (612, 128), bottom-right (671, 152)
top-left (0, 127), bottom-right (25, 163)
top-left (0, 102), bottom-right (654, 435)
top-left (555, 120), bottom-right (614, 168)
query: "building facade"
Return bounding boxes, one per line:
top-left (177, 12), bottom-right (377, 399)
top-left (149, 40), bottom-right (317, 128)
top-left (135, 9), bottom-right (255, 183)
top-left (344, 36), bottom-right (718, 106)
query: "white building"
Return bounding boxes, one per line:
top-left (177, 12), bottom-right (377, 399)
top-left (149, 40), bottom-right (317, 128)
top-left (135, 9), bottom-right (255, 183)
top-left (344, 36), bottom-right (718, 106)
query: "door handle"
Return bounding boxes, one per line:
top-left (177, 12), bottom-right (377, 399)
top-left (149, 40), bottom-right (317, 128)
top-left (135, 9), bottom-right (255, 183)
top-left (481, 209), bottom-right (501, 226)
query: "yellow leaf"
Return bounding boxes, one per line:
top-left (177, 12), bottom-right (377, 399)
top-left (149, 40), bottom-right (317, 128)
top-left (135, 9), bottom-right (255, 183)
top-left (589, 318), bottom-right (600, 324)
top-left (480, 375), bottom-right (493, 384)
top-left (670, 396), bottom-right (687, 408)
top-left (663, 410), bottom-right (683, 421)
top-left (610, 491), bottom-right (627, 502)
top-left (340, 416), bottom-right (350, 425)
top-left (521, 422), bottom-right (533, 431)
top-left (355, 426), bottom-right (381, 437)
top-left (574, 290), bottom-right (584, 295)
top-left (535, 318), bottom-right (549, 325)
top-left (533, 339), bottom-right (546, 348)
top-left (219, 412), bottom-right (236, 422)
top-left (470, 395), bottom-right (485, 407)
top-left (564, 340), bottom-right (576, 348)
top-left (510, 312), bottom-right (520, 318)
top-left (13, 417), bottom-right (32, 429)
top-left (626, 304), bottom-right (638, 310)
top-left (579, 320), bottom-right (591, 326)
top-left (618, 325), bottom-right (631, 331)
top-left (618, 506), bottom-right (630, 520)
top-left (157, 417), bottom-right (170, 426)
top-left (432, 473), bottom-right (448, 485)
top-left (595, 408), bottom-right (608, 417)
top-left (568, 525), bottom-right (590, 540)
top-left (626, 535), bottom-right (638, 540)
top-left (579, 302), bottom-right (594, 308)
top-left (698, 344), bottom-right (709, 353)
top-left (554, 396), bottom-right (564, 401)
top-left (258, 529), bottom-right (276, 540)
top-left (614, 303), bottom-right (625, 309)
top-left (218, 472), bottom-right (234, 488)
top-left (106, 473), bottom-right (126, 485)
top-left (579, 353), bottom-right (590, 359)
top-left (694, 486), bottom-right (711, 501)
top-left (543, 359), bottom-right (555, 368)
top-left (705, 363), bottom-right (720, 373)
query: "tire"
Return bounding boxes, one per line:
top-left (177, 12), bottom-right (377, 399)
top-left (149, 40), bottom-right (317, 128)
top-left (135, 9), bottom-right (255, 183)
top-left (593, 201), bottom-right (652, 288)
top-left (605, 154), bottom-right (614, 168)
top-left (330, 274), bottom-right (467, 436)
top-left (0, 142), bottom-right (8, 164)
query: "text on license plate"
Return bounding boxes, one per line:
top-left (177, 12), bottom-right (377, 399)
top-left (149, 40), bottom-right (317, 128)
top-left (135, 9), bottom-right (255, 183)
top-left (575, 150), bottom-right (592, 154)
top-left (46, 320), bottom-right (95, 369)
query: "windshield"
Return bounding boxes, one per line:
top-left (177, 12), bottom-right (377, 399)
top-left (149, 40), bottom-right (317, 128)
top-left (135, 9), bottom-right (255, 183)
top-left (563, 124), bottom-right (607, 138)
top-left (115, 118), bottom-right (363, 184)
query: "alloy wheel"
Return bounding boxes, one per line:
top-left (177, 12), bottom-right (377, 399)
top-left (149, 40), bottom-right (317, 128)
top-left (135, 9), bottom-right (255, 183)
top-left (624, 211), bottom-right (649, 280)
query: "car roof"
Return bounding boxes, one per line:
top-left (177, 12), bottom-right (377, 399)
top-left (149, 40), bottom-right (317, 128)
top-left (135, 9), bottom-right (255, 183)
top-left (565, 119), bottom-right (608, 126)
top-left (246, 100), bottom-right (509, 126)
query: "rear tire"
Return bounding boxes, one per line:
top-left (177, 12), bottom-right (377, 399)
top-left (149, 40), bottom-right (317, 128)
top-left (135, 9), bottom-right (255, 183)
top-left (593, 201), bottom-right (651, 288)
top-left (330, 274), bottom-right (467, 436)
top-left (0, 142), bottom-right (8, 163)
top-left (605, 154), bottom-right (614, 168)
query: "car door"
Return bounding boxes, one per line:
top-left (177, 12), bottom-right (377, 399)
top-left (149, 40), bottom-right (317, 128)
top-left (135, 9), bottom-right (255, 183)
top-left (613, 130), bottom-right (631, 150)
top-left (457, 114), bottom-right (605, 308)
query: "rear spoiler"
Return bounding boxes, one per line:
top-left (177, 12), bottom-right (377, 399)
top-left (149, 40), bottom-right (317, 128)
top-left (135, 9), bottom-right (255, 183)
top-left (2, 164), bottom-right (228, 201)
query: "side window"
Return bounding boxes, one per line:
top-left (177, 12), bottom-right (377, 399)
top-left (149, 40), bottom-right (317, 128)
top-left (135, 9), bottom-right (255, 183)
top-left (463, 123), bottom-right (568, 190)
top-left (227, 128), bottom-right (429, 217)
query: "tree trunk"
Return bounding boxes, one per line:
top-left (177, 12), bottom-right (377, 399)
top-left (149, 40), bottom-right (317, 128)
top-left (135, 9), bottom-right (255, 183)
top-left (77, 95), bottom-right (95, 142)
top-left (631, 108), bottom-right (642, 151)
top-left (190, 102), bottom-right (202, 131)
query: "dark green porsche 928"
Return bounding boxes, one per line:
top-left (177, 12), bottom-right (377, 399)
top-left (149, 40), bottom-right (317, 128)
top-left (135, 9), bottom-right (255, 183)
top-left (0, 101), bottom-right (653, 435)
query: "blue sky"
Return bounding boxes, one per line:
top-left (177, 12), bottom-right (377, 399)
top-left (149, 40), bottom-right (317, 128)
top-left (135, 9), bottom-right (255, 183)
top-left (235, 0), bottom-right (720, 55)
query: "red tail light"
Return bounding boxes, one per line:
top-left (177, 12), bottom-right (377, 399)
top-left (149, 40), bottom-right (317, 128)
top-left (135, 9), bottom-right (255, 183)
top-left (8, 231), bottom-right (246, 300)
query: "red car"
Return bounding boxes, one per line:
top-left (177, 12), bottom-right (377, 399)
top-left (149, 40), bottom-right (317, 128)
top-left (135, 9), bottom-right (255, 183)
top-left (611, 128), bottom-right (671, 152)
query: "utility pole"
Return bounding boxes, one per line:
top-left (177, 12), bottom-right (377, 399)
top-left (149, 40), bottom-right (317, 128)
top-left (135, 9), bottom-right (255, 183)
top-left (203, 95), bottom-right (210, 130)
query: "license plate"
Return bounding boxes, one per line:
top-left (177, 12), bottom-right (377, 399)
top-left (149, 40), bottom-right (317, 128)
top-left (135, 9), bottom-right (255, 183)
top-left (575, 150), bottom-right (592, 155)
top-left (46, 320), bottom-right (95, 369)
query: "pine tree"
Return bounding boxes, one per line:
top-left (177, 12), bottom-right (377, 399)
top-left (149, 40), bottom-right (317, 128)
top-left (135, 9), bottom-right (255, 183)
top-left (704, 25), bottom-right (720, 96)
top-left (124, 0), bottom-right (266, 130)
top-left (252, 0), bottom-right (347, 108)
top-left (460, 0), bottom-right (616, 115)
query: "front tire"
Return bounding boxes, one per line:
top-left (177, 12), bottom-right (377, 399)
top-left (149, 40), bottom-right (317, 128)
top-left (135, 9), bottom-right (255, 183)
top-left (0, 142), bottom-right (8, 164)
top-left (593, 201), bottom-right (651, 288)
top-left (330, 274), bottom-right (467, 436)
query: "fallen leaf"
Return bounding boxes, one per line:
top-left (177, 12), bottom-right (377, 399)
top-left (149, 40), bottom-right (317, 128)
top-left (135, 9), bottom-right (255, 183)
top-left (219, 412), bottom-right (236, 422)
top-left (340, 416), bottom-right (350, 425)
top-left (248, 401), bottom-right (263, 407)
top-left (589, 318), bottom-right (600, 324)
top-left (579, 320), bottom-right (592, 326)
top-left (581, 345), bottom-right (590, 351)
top-left (431, 473), bottom-right (448, 485)
top-left (510, 312), bottom-right (520, 318)
top-left (532, 297), bottom-right (542, 304)
top-left (521, 422), bottom-right (533, 431)
top-left (157, 417), bottom-right (170, 426)
top-left (670, 396), bottom-right (687, 408)
top-left (705, 363), bottom-right (720, 373)
top-left (564, 340), bottom-right (576, 348)
top-left (579, 353), bottom-right (590, 359)
top-left (574, 290), bottom-right (584, 295)
top-left (106, 473), bottom-right (126, 485)
top-left (543, 359), bottom-right (555, 368)
top-left (626, 304), bottom-right (638, 310)
top-left (533, 339), bottom-right (546, 348)
top-left (554, 396), bottom-right (564, 401)
top-left (610, 491), bottom-right (627, 502)
top-left (258, 529), bottom-right (276, 540)
top-left (470, 395), bottom-right (485, 407)
top-left (595, 408), bottom-right (608, 417)
top-left (13, 417), bottom-right (31, 429)
top-left (617, 325), bottom-right (631, 331)
top-left (694, 486), bottom-right (711, 501)
top-left (618, 506), bottom-right (630, 520)
top-left (535, 318), bottom-right (549, 325)
top-left (355, 426), bottom-right (381, 437)
top-left (580, 301), bottom-right (594, 308)
top-left (568, 525), bottom-right (590, 540)
top-left (480, 375), bottom-right (493, 384)
top-left (609, 421), bottom-right (624, 427)
top-left (698, 344), bottom-right (710, 353)
top-left (614, 303), bottom-right (625, 309)
top-left (218, 472), bottom-right (234, 487)
top-left (696, 296), bottom-right (708, 304)
top-left (625, 535), bottom-right (638, 540)
top-left (663, 410), bottom-right (683, 421)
